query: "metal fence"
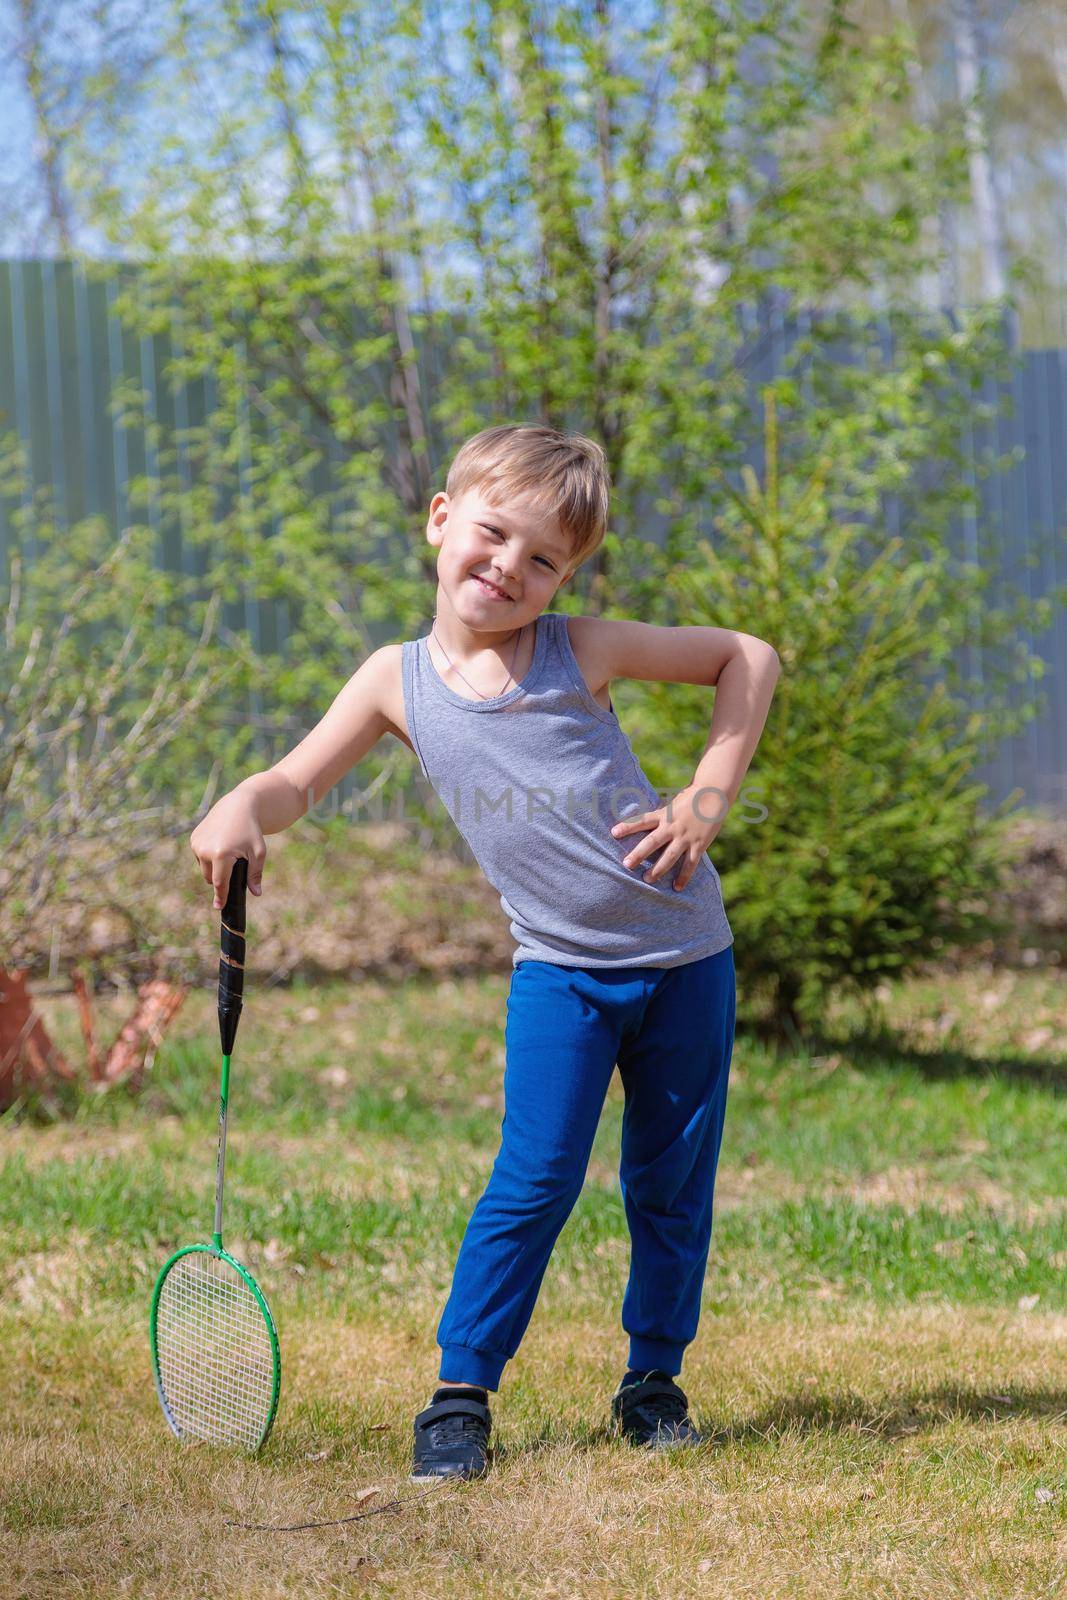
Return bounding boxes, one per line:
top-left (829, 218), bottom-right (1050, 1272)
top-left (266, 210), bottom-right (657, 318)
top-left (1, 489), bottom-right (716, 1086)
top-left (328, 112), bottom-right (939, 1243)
top-left (1, 258), bottom-right (1064, 813)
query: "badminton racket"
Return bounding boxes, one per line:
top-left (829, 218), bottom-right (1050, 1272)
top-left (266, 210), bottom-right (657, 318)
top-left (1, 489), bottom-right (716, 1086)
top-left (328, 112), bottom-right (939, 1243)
top-left (149, 855), bottom-right (281, 1452)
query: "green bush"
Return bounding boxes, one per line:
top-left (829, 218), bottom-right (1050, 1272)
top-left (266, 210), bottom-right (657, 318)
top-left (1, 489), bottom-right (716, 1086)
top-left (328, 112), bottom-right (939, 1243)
top-left (607, 385), bottom-right (1058, 1034)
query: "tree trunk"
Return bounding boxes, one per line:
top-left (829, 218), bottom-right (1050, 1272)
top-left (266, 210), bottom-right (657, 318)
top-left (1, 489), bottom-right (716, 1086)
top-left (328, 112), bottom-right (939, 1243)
top-left (0, 966), bottom-right (76, 1110)
top-left (101, 978), bottom-right (188, 1089)
top-left (71, 966), bottom-right (101, 1078)
top-left (891, 0), bottom-right (952, 314)
top-left (952, 0), bottom-right (1011, 319)
top-left (0, 967), bottom-right (188, 1111)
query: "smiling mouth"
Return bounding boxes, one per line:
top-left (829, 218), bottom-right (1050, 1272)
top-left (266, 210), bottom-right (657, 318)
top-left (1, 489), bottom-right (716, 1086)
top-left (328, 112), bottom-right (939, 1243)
top-left (472, 575), bottom-right (511, 600)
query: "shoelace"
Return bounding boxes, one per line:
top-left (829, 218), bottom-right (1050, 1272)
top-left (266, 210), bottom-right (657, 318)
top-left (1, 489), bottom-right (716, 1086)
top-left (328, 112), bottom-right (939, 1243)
top-left (631, 1391), bottom-right (688, 1427)
top-left (427, 1411), bottom-right (485, 1447)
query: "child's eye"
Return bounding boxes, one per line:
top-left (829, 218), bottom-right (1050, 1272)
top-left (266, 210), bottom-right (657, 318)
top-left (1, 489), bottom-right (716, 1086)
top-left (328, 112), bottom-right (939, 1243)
top-left (485, 528), bottom-right (555, 571)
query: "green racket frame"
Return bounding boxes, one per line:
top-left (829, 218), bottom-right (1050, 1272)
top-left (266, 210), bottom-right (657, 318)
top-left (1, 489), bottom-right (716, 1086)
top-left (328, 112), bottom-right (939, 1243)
top-left (149, 1243), bottom-right (282, 1449)
top-left (149, 855), bottom-right (282, 1452)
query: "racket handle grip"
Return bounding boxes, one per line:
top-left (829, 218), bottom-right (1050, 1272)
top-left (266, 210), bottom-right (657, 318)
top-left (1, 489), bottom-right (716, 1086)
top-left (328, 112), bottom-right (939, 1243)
top-left (218, 856), bottom-right (248, 1054)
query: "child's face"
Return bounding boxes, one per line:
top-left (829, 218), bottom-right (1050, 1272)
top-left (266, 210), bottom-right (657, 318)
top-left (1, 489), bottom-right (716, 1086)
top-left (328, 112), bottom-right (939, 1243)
top-left (426, 486), bottom-right (574, 628)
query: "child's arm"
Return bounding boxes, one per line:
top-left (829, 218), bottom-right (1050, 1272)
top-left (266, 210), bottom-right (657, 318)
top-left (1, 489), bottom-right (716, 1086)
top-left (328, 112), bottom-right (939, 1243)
top-left (190, 645), bottom-right (398, 909)
top-left (576, 617), bottom-right (780, 890)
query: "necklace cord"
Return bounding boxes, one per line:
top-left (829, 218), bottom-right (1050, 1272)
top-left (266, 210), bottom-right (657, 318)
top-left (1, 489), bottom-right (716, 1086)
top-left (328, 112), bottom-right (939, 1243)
top-left (431, 612), bottom-right (525, 700)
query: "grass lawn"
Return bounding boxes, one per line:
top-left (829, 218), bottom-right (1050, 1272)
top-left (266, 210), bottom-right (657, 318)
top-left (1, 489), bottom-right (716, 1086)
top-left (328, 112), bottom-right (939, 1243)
top-left (1, 962), bottom-right (1065, 1598)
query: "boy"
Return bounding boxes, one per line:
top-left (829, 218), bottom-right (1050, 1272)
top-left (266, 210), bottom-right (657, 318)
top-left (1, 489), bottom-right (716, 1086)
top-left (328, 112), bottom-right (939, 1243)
top-left (190, 422), bottom-right (780, 1481)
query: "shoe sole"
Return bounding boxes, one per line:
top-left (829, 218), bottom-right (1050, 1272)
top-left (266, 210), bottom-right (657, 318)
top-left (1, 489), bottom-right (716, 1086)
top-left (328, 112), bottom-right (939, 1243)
top-left (410, 1467), bottom-right (487, 1483)
top-left (616, 1426), bottom-right (704, 1450)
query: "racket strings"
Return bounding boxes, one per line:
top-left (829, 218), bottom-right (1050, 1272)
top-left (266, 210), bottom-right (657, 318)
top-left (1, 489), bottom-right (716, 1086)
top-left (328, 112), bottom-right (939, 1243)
top-left (155, 1252), bottom-right (275, 1450)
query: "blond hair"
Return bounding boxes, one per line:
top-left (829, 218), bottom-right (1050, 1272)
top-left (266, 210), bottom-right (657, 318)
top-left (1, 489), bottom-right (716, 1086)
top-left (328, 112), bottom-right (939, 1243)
top-left (444, 423), bottom-right (610, 577)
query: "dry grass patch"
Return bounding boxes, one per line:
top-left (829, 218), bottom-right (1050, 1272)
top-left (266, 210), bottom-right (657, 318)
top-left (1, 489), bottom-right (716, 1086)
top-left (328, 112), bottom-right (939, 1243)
top-left (4, 962), bottom-right (1064, 1594)
top-left (3, 1304), bottom-right (1064, 1600)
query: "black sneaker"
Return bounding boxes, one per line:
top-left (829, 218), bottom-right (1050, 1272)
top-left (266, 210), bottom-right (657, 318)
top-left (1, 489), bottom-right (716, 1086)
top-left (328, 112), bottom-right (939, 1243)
top-left (611, 1370), bottom-right (703, 1450)
top-left (411, 1390), bottom-right (492, 1481)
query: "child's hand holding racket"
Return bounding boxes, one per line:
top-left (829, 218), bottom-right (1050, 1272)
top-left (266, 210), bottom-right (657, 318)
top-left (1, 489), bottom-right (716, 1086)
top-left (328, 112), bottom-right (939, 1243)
top-left (190, 790), bottom-right (268, 908)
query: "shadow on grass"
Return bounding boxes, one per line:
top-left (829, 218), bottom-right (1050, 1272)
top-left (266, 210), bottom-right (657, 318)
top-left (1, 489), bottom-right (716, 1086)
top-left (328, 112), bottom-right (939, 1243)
top-left (707, 1382), bottom-right (1067, 1445)
top-left (745, 1018), bottom-right (1067, 1095)
top-left (488, 1384), bottom-right (1067, 1461)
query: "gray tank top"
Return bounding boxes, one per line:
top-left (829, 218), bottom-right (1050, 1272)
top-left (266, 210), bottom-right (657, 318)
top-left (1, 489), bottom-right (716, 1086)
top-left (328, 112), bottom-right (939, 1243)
top-left (401, 609), bottom-right (733, 970)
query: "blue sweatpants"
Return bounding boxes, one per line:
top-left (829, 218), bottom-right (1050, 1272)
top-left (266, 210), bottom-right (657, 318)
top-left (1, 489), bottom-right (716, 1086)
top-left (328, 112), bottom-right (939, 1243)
top-left (436, 944), bottom-right (736, 1390)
